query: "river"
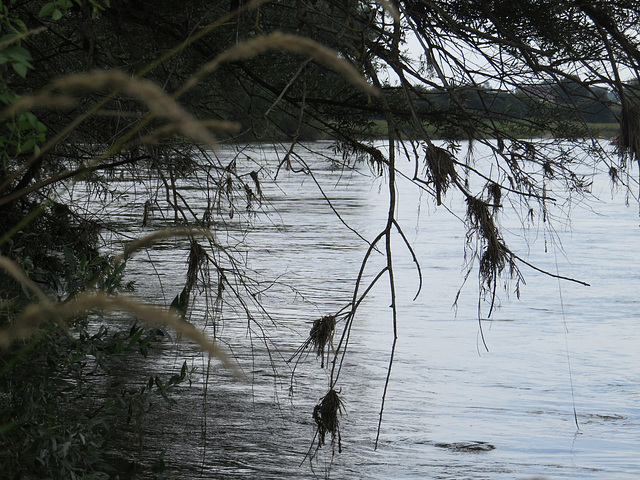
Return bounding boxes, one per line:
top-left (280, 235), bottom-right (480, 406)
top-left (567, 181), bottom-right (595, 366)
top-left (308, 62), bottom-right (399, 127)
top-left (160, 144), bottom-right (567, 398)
top-left (90, 139), bottom-right (640, 479)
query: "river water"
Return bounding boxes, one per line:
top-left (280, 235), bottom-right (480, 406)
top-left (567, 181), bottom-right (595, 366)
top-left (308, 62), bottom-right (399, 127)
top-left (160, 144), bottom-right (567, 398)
top-left (92, 140), bottom-right (640, 479)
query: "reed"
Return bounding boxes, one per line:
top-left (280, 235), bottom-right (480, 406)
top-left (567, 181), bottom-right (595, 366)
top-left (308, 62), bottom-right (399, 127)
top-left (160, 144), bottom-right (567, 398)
top-left (179, 32), bottom-right (379, 99)
top-left (5, 69), bottom-right (219, 148)
top-left (0, 255), bottom-right (239, 375)
top-left (114, 228), bottom-right (214, 266)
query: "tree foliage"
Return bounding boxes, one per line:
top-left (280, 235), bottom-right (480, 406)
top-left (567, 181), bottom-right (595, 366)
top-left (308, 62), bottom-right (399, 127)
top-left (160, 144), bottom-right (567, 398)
top-left (1, 0), bottom-right (639, 477)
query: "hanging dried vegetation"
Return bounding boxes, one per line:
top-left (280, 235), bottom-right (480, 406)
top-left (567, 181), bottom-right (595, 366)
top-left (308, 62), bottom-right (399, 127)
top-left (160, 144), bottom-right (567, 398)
top-left (309, 314), bottom-right (336, 368)
top-left (425, 144), bottom-right (457, 205)
top-left (313, 388), bottom-right (344, 454)
top-left (465, 195), bottom-right (519, 313)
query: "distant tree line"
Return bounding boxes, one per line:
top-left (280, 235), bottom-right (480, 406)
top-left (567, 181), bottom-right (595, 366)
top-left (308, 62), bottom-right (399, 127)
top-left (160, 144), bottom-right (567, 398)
top-left (378, 77), bottom-right (620, 139)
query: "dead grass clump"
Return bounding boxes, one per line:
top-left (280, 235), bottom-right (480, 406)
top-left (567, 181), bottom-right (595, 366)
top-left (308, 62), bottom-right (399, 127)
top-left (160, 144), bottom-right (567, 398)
top-left (425, 144), bottom-right (457, 205)
top-left (485, 181), bottom-right (502, 210)
top-left (309, 314), bottom-right (336, 367)
top-left (466, 195), bottom-right (522, 315)
top-left (466, 196), bottom-right (507, 287)
top-left (313, 388), bottom-right (343, 453)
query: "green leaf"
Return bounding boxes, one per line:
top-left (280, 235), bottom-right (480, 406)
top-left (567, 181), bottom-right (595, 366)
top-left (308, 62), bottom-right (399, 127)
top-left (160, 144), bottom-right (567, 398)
top-left (0, 34), bottom-right (20, 45)
top-left (20, 137), bottom-right (36, 152)
top-left (152, 450), bottom-right (166, 473)
top-left (127, 328), bottom-right (144, 348)
top-left (4, 46), bottom-right (32, 62)
top-left (0, 417), bottom-right (27, 436)
top-left (169, 286), bottom-right (188, 318)
top-left (0, 92), bottom-right (18, 104)
top-left (25, 112), bottom-right (38, 129)
top-left (12, 62), bottom-right (28, 78)
top-left (52, 8), bottom-right (63, 21)
top-left (39, 3), bottom-right (56, 18)
top-left (17, 114), bottom-right (33, 130)
top-left (63, 246), bottom-right (78, 271)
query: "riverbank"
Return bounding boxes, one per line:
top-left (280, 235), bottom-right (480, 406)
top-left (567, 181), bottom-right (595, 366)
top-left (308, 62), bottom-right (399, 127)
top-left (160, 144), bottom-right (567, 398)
top-left (361, 120), bottom-right (620, 141)
top-left (221, 120), bottom-right (620, 143)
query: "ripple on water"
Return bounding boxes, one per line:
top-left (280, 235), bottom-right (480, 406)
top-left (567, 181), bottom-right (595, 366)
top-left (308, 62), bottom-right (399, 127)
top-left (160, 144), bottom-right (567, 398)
top-left (85, 142), bottom-right (640, 479)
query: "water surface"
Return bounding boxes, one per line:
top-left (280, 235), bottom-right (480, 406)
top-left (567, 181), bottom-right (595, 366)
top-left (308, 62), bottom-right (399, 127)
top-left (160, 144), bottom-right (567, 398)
top-left (94, 140), bottom-right (639, 479)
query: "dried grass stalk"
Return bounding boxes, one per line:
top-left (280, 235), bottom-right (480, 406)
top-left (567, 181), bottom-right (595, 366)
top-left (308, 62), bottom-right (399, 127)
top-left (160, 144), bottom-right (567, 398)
top-left (60, 70), bottom-right (218, 146)
top-left (0, 26), bottom-right (46, 49)
top-left (0, 291), bottom-right (239, 374)
top-left (0, 92), bottom-right (76, 119)
top-left (115, 228), bottom-right (214, 265)
top-left (132, 120), bottom-right (240, 146)
top-left (4, 70), bottom-right (218, 147)
top-left (181, 32), bottom-right (379, 98)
